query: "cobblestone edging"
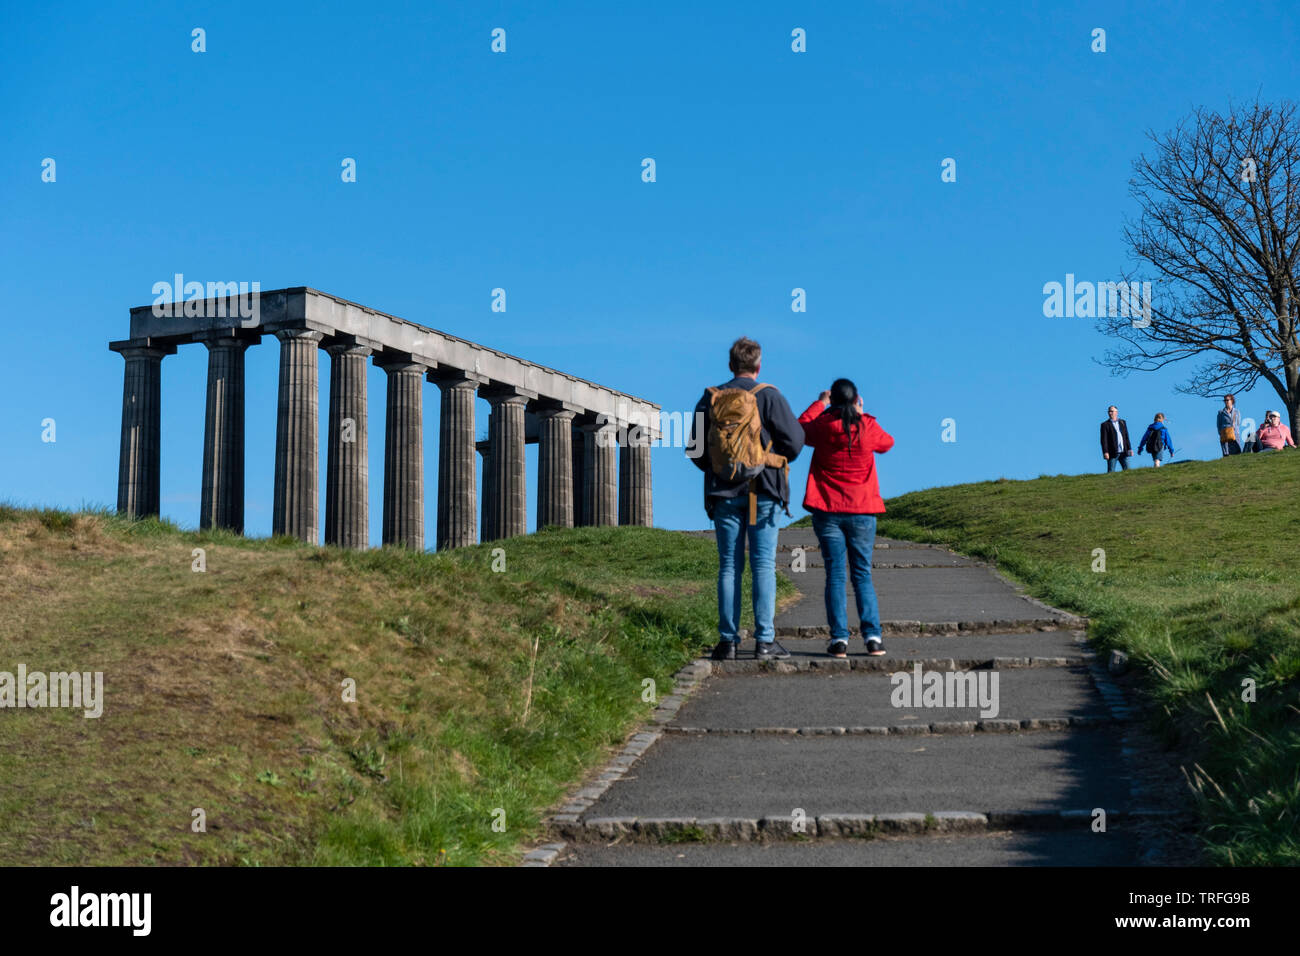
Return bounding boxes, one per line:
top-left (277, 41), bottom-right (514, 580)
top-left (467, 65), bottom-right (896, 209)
top-left (1086, 658), bottom-right (1137, 722)
top-left (662, 715), bottom-right (1116, 736)
top-left (518, 657), bottom-right (714, 866)
top-left (711, 654), bottom-right (1085, 674)
top-left (553, 807), bottom-right (1190, 844)
top-left (775, 619), bottom-right (1077, 638)
top-left (1084, 653), bottom-right (1202, 863)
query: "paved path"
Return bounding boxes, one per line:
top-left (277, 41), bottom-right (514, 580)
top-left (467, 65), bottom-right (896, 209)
top-left (553, 529), bottom-right (1160, 866)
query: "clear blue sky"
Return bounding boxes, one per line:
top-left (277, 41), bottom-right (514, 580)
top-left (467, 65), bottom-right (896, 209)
top-left (2, 1), bottom-right (1295, 538)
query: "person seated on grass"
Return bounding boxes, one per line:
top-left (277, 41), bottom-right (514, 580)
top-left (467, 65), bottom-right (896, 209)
top-left (1137, 413), bottom-right (1175, 467)
top-left (1255, 410), bottom-right (1295, 451)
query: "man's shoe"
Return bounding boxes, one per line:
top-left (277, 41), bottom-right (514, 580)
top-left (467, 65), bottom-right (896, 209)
top-left (711, 640), bottom-right (738, 661)
top-left (827, 639), bottom-right (849, 658)
top-left (864, 637), bottom-right (886, 656)
top-left (755, 640), bottom-right (791, 660)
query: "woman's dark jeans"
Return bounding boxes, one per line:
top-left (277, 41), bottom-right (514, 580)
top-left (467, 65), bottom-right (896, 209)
top-left (809, 510), bottom-right (882, 640)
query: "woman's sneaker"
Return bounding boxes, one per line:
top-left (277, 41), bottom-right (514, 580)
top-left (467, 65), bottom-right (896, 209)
top-left (827, 639), bottom-right (849, 658)
top-left (864, 637), bottom-right (886, 656)
top-left (711, 640), bottom-right (738, 661)
top-left (754, 640), bottom-right (792, 660)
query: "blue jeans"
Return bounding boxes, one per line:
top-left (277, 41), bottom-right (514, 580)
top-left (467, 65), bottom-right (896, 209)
top-left (712, 494), bottom-right (780, 643)
top-left (810, 511), bottom-right (882, 640)
top-left (1106, 454), bottom-right (1130, 472)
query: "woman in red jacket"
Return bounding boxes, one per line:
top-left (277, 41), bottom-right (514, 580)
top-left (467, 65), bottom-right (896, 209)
top-left (799, 379), bottom-right (895, 658)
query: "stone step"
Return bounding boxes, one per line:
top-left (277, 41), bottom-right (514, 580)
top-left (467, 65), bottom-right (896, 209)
top-left (714, 656), bottom-right (1085, 674)
top-left (665, 668), bottom-right (1109, 730)
top-left (775, 530), bottom-right (913, 550)
top-left (779, 548), bottom-right (978, 568)
top-left (715, 632), bottom-right (1092, 668)
top-left (664, 717), bottom-right (1115, 736)
top-left (556, 807), bottom-right (1181, 844)
top-left (554, 828), bottom-right (1140, 866)
top-left (776, 620), bottom-right (1067, 637)
top-left (791, 560), bottom-right (980, 569)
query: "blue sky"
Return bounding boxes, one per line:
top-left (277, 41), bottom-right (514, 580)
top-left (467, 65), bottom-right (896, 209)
top-left (2, 1), bottom-right (1296, 538)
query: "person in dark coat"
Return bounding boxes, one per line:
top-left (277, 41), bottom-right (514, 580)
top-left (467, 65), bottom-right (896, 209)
top-left (1100, 405), bottom-right (1133, 472)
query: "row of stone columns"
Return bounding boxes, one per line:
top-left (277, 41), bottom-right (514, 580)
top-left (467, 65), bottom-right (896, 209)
top-left (112, 330), bottom-right (653, 549)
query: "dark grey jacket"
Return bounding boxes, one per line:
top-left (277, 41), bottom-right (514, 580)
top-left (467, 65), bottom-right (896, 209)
top-left (688, 377), bottom-right (805, 515)
top-left (1099, 418), bottom-right (1133, 457)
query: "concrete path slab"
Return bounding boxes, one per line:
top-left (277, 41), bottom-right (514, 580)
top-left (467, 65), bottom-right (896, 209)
top-left (556, 829), bottom-right (1136, 866)
top-left (583, 731), bottom-right (1129, 819)
top-left (778, 548), bottom-right (979, 568)
top-left (776, 565), bottom-right (1065, 631)
top-left (777, 530), bottom-right (913, 550)
top-left (671, 668), bottom-right (1108, 730)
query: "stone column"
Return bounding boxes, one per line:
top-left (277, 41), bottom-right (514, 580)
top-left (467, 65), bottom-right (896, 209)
top-left (582, 420), bottom-right (618, 527)
top-left (325, 341), bottom-right (371, 549)
top-left (112, 342), bottom-right (173, 519)
top-left (199, 334), bottom-right (254, 532)
top-left (571, 424), bottom-right (587, 526)
top-left (536, 408), bottom-right (576, 528)
top-left (486, 392), bottom-right (529, 539)
top-left (435, 374), bottom-right (480, 550)
top-left (378, 357), bottom-right (427, 549)
top-left (478, 443), bottom-right (495, 542)
top-left (619, 439), bottom-right (653, 527)
top-left (272, 329), bottom-right (323, 542)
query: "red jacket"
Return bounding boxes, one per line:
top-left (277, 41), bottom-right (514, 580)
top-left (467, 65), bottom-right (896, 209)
top-left (798, 401), bottom-right (894, 514)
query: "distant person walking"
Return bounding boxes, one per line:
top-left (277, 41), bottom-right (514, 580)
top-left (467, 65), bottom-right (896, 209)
top-left (689, 337), bottom-right (805, 662)
top-left (1217, 395), bottom-right (1242, 455)
top-left (798, 379), bottom-right (895, 658)
top-left (1137, 413), bottom-right (1175, 467)
top-left (1256, 410), bottom-right (1295, 451)
top-left (1100, 406), bottom-right (1133, 472)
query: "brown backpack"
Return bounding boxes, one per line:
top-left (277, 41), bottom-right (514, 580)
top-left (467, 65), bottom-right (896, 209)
top-left (705, 383), bottom-right (790, 522)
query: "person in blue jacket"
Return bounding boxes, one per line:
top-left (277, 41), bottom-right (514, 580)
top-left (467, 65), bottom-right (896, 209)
top-left (1137, 413), bottom-right (1175, 467)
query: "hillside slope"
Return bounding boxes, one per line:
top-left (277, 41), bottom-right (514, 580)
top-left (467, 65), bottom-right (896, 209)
top-left (0, 509), bottom-right (783, 866)
top-left (868, 453), bottom-right (1300, 864)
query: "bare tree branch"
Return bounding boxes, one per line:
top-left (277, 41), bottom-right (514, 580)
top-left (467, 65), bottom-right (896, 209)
top-left (1097, 100), bottom-right (1300, 433)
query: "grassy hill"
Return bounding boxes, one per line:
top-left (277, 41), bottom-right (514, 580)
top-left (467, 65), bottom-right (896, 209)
top-left (857, 452), bottom-right (1299, 865)
top-left (0, 507), bottom-right (786, 866)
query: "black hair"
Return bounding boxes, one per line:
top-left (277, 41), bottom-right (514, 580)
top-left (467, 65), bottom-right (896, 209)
top-left (829, 378), bottom-right (862, 443)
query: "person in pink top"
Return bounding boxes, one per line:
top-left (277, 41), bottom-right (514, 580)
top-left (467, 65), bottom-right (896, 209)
top-left (1255, 411), bottom-right (1295, 451)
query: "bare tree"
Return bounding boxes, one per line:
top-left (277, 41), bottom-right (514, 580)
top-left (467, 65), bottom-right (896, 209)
top-left (1099, 100), bottom-right (1300, 435)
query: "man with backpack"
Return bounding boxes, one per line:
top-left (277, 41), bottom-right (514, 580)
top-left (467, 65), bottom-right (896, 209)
top-left (688, 337), bottom-right (805, 661)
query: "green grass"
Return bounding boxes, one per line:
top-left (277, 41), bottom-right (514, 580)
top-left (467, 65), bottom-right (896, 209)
top-left (0, 506), bottom-right (792, 866)
top-left (805, 452), bottom-right (1299, 865)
